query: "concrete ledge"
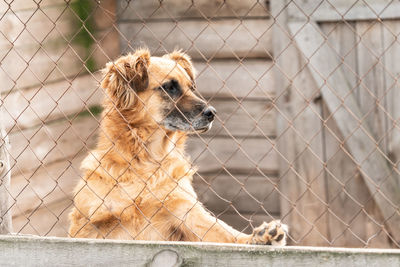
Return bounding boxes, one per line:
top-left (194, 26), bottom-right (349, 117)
top-left (0, 235), bottom-right (399, 266)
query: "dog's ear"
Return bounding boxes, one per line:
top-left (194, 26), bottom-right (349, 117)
top-left (164, 50), bottom-right (195, 81)
top-left (101, 49), bottom-right (150, 109)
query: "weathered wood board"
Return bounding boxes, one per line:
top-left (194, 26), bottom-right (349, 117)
top-left (0, 1), bottom-right (119, 92)
top-left (0, 46), bottom-right (85, 93)
top-left (382, 21), bottom-right (400, 167)
top-left (118, 19), bottom-right (273, 60)
top-left (12, 198), bottom-right (72, 237)
top-left (194, 60), bottom-right (275, 99)
top-left (117, 0), bottom-right (269, 20)
top-left (271, 0), bottom-right (332, 246)
top-left (312, 1), bottom-right (400, 22)
top-left (0, 5), bottom-right (72, 48)
top-left (194, 174), bottom-right (279, 215)
top-left (9, 114), bottom-right (100, 175)
top-left (0, 0), bottom-right (67, 14)
top-left (187, 136), bottom-right (278, 175)
top-left (11, 152), bottom-right (86, 218)
top-left (205, 98), bottom-right (276, 137)
top-left (0, 235), bottom-right (400, 266)
top-left (319, 22), bottom-right (392, 248)
top-left (3, 73), bottom-right (102, 133)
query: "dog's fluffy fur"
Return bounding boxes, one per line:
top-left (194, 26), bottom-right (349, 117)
top-left (68, 49), bottom-right (288, 245)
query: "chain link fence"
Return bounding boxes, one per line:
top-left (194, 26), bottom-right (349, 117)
top-left (0, 0), bottom-right (399, 248)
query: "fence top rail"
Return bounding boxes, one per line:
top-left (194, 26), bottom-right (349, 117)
top-left (0, 234), bottom-right (399, 266)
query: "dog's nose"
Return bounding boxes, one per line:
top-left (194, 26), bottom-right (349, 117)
top-left (202, 106), bottom-right (216, 121)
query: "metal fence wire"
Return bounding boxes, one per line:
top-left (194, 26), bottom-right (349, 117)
top-left (1, 0), bottom-right (400, 248)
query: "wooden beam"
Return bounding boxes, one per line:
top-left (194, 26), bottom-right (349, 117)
top-left (289, 21), bottom-right (400, 241)
top-left (0, 235), bottom-right (399, 266)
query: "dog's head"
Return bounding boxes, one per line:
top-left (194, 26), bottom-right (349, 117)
top-left (101, 49), bottom-right (216, 133)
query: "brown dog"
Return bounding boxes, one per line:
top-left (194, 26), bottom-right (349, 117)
top-left (68, 49), bottom-right (288, 245)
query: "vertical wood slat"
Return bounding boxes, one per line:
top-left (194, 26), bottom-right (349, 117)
top-left (271, 0), bottom-right (330, 246)
top-left (0, 103), bottom-right (12, 234)
top-left (319, 22), bottom-right (391, 247)
top-left (289, 21), bottom-right (400, 242)
top-left (356, 22), bottom-right (389, 154)
top-left (381, 21), bottom-right (400, 167)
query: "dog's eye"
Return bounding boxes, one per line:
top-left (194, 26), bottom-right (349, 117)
top-left (161, 79), bottom-right (181, 97)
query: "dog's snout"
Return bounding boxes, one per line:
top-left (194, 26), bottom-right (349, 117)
top-left (202, 106), bottom-right (216, 121)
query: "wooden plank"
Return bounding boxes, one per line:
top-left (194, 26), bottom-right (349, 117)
top-left (320, 22), bottom-right (359, 98)
top-left (12, 198), bottom-right (72, 237)
top-left (117, 0), bottom-right (270, 20)
top-left (187, 136), bottom-right (278, 175)
top-left (284, 0), bottom-right (395, 22)
top-left (0, 1), bottom-right (116, 48)
top-left (0, 2), bottom-right (118, 92)
top-left (0, 5), bottom-right (73, 48)
top-left (2, 73), bottom-right (102, 133)
top-left (0, 0), bottom-right (67, 15)
top-left (0, 235), bottom-right (400, 266)
top-left (10, 152), bottom-right (86, 218)
top-left (271, 0), bottom-right (330, 246)
top-left (319, 22), bottom-right (392, 248)
top-left (312, 2), bottom-right (400, 22)
top-left (0, 28), bottom-right (119, 93)
top-left (0, 44), bottom-right (86, 93)
top-left (289, 21), bottom-right (400, 241)
top-left (271, 0), bottom-right (302, 246)
top-left (355, 21), bottom-right (388, 153)
top-left (205, 98), bottom-right (276, 137)
top-left (287, 67), bottom-right (330, 246)
top-left (194, 59), bottom-right (275, 99)
top-left (321, 102), bottom-right (391, 248)
top-left (8, 114), bottom-right (100, 175)
top-left (194, 174), bottom-right (280, 215)
top-left (382, 21), bottom-right (400, 168)
top-left (118, 19), bottom-right (273, 60)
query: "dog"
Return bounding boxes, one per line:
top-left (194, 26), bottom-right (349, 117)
top-left (68, 48), bottom-right (288, 245)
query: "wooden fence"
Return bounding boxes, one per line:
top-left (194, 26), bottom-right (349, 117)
top-left (273, 0), bottom-right (400, 247)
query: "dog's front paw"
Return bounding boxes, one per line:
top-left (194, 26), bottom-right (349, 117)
top-left (248, 220), bottom-right (288, 246)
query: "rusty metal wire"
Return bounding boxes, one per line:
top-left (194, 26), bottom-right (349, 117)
top-left (0, 0), bottom-right (399, 248)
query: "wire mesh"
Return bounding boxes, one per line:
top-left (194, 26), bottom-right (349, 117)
top-left (0, 0), bottom-right (399, 248)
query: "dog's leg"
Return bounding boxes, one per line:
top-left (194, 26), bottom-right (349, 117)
top-left (173, 202), bottom-right (288, 245)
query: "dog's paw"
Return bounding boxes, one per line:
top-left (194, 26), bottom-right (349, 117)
top-left (248, 220), bottom-right (288, 246)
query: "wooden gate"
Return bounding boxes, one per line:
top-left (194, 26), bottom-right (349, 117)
top-left (271, 0), bottom-right (400, 247)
